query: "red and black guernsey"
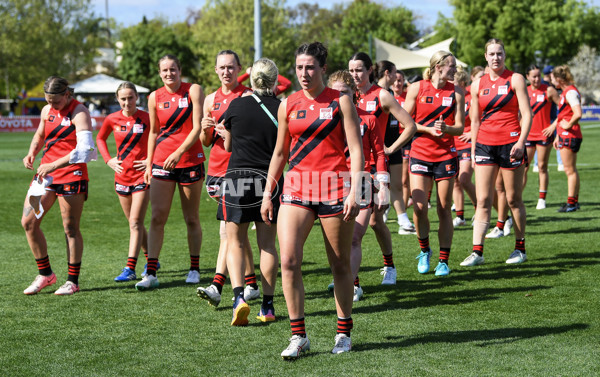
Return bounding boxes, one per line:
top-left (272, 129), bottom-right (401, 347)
top-left (207, 84), bottom-right (249, 177)
top-left (527, 84), bottom-right (552, 141)
top-left (557, 85), bottom-right (582, 139)
top-left (410, 80), bottom-right (457, 162)
top-left (97, 109), bottom-right (150, 186)
top-left (357, 84), bottom-right (388, 167)
top-left (455, 88), bottom-right (472, 150)
top-left (153, 82), bottom-right (205, 168)
top-left (42, 99), bottom-right (88, 183)
top-left (284, 87), bottom-right (348, 202)
top-left (476, 70), bottom-right (521, 146)
top-left (345, 107), bottom-right (386, 172)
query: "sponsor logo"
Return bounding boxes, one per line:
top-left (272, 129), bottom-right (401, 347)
top-left (152, 168), bottom-right (170, 176)
top-left (411, 164), bottom-right (428, 173)
top-left (73, 170), bottom-right (83, 176)
top-left (475, 155), bottom-right (490, 162)
top-left (63, 184), bottom-right (72, 192)
top-left (442, 97), bottom-right (453, 107)
top-left (320, 108), bottom-right (332, 120)
top-left (133, 123), bottom-right (144, 133)
top-left (134, 184), bottom-right (146, 191)
top-left (498, 85), bottom-right (508, 95)
top-left (197, 153), bottom-right (204, 158)
top-left (446, 164), bottom-right (453, 171)
top-left (60, 117), bottom-right (71, 127)
top-left (190, 171), bottom-right (197, 178)
top-left (537, 94), bottom-right (545, 102)
top-left (510, 132), bottom-right (519, 137)
top-left (179, 97), bottom-right (188, 108)
top-left (116, 184), bottom-right (130, 193)
top-left (366, 101), bottom-right (377, 111)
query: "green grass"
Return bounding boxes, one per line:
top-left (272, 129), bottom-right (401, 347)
top-left (1, 124), bottom-right (599, 376)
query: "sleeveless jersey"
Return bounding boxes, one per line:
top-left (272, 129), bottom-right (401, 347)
top-left (455, 88), bottom-right (472, 150)
top-left (345, 108), bottom-right (386, 172)
top-left (98, 110), bottom-right (150, 185)
top-left (557, 85), bottom-right (582, 139)
top-left (476, 70), bottom-right (521, 146)
top-left (207, 84), bottom-right (250, 177)
top-left (154, 82), bottom-right (205, 168)
top-left (357, 84), bottom-right (388, 167)
top-left (41, 99), bottom-right (88, 183)
top-left (527, 84), bottom-right (552, 141)
top-left (285, 87), bottom-right (348, 201)
top-left (384, 92), bottom-right (407, 147)
top-left (410, 80), bottom-right (457, 161)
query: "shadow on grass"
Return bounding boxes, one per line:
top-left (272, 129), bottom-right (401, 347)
top-left (353, 323), bottom-right (589, 351)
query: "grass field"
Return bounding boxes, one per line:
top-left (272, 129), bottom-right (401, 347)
top-left (1, 124), bottom-right (599, 376)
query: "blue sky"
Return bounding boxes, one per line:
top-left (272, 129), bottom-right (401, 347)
top-left (91, 0), bottom-right (454, 30)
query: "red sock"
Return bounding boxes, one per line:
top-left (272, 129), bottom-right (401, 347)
top-left (515, 239), bottom-right (526, 252)
top-left (496, 220), bottom-right (505, 230)
top-left (126, 257), bottom-right (137, 270)
top-left (291, 318), bottom-right (306, 337)
top-left (473, 244), bottom-right (484, 256)
top-left (67, 262), bottom-right (81, 285)
top-left (190, 254), bottom-right (199, 271)
top-left (146, 258), bottom-right (158, 276)
top-left (456, 210), bottom-right (464, 220)
top-left (439, 248), bottom-right (450, 263)
top-left (212, 273), bottom-right (226, 294)
top-left (354, 276), bottom-right (360, 287)
top-left (337, 317), bottom-right (353, 335)
top-left (418, 237), bottom-right (430, 252)
top-left (539, 191), bottom-right (547, 200)
top-left (383, 253), bottom-right (394, 267)
top-left (143, 251), bottom-right (148, 261)
top-left (35, 255), bottom-right (52, 276)
top-left (245, 273), bottom-right (258, 289)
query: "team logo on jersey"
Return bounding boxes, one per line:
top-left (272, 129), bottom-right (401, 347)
top-left (442, 97), bottom-right (453, 107)
top-left (498, 85), bottom-right (508, 95)
top-left (481, 89), bottom-right (490, 96)
top-left (60, 117), bottom-right (71, 127)
top-left (366, 101), bottom-right (377, 111)
top-left (320, 108), bottom-right (332, 120)
top-left (291, 110), bottom-right (306, 120)
top-left (48, 115), bottom-right (55, 122)
top-left (213, 103), bottom-right (221, 111)
top-left (445, 164), bottom-right (454, 172)
top-left (419, 96), bottom-right (434, 104)
top-left (189, 171), bottom-right (197, 178)
top-left (63, 184), bottom-right (72, 191)
top-left (120, 125), bottom-right (127, 132)
top-left (133, 123), bottom-right (144, 133)
top-left (179, 98), bottom-right (188, 108)
top-left (158, 102), bottom-right (170, 110)
top-left (536, 94), bottom-right (545, 102)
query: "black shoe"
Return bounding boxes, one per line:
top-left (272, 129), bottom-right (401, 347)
top-left (557, 203), bottom-right (577, 213)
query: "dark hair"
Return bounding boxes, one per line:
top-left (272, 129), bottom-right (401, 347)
top-left (295, 42), bottom-right (328, 67)
top-left (397, 70), bottom-right (405, 79)
top-left (216, 50), bottom-right (241, 67)
top-left (526, 64), bottom-right (540, 75)
top-left (158, 54), bottom-right (181, 70)
top-left (374, 60), bottom-right (396, 80)
top-left (44, 76), bottom-right (72, 96)
top-left (115, 81), bottom-right (139, 98)
top-left (349, 52), bottom-right (374, 82)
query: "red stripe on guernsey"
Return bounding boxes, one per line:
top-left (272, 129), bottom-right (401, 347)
top-left (411, 80), bottom-right (457, 161)
top-left (476, 70), bottom-right (521, 146)
top-left (207, 84), bottom-right (249, 177)
top-left (528, 84), bottom-right (551, 141)
top-left (41, 99), bottom-right (88, 183)
top-left (557, 85), bottom-right (582, 139)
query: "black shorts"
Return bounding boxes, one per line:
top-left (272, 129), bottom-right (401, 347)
top-left (205, 175), bottom-right (223, 198)
top-left (457, 148), bottom-right (472, 161)
top-left (48, 180), bottom-right (88, 199)
top-left (218, 174), bottom-right (283, 224)
top-left (557, 136), bottom-right (582, 153)
top-left (152, 163), bottom-right (205, 185)
top-left (409, 156), bottom-right (458, 181)
top-left (115, 181), bottom-right (148, 196)
top-left (526, 135), bottom-right (554, 147)
top-left (474, 142), bottom-right (527, 169)
top-left (281, 196), bottom-right (346, 218)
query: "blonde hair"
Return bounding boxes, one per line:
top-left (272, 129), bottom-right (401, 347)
top-left (454, 67), bottom-right (469, 87)
top-left (115, 81), bottom-right (139, 98)
top-left (328, 70), bottom-right (358, 104)
top-left (471, 66), bottom-right (485, 79)
top-left (251, 58), bottom-right (278, 96)
top-left (485, 38), bottom-right (505, 54)
top-left (552, 65), bottom-right (574, 85)
top-left (423, 51), bottom-right (454, 80)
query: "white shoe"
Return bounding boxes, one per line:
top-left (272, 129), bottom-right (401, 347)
top-left (24, 273), bottom-right (57, 295)
top-left (353, 286), bottom-right (363, 302)
top-left (453, 217), bottom-right (466, 227)
top-left (536, 199), bottom-right (546, 210)
top-left (135, 274), bottom-right (159, 290)
top-left (504, 216), bottom-right (513, 236)
top-left (451, 203), bottom-right (456, 211)
top-left (532, 164), bottom-right (539, 173)
top-left (383, 207), bottom-right (389, 223)
top-left (460, 252), bottom-right (485, 266)
top-left (557, 164), bottom-right (564, 172)
top-left (380, 266), bottom-right (397, 285)
top-left (185, 270), bottom-right (200, 284)
top-left (485, 226), bottom-right (505, 239)
top-left (398, 223), bottom-right (417, 235)
top-left (281, 335), bottom-right (310, 359)
top-left (244, 285), bottom-right (261, 301)
top-left (54, 281), bottom-right (80, 295)
top-left (332, 333), bottom-right (352, 354)
top-left (197, 284), bottom-right (221, 307)
top-left (506, 250), bottom-right (527, 264)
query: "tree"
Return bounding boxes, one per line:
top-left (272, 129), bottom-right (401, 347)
top-left (0, 0), bottom-right (105, 97)
top-left (568, 45), bottom-right (600, 104)
top-left (190, 0), bottom-right (296, 93)
top-left (117, 18), bottom-right (199, 91)
top-left (451, 0), bottom-right (600, 71)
